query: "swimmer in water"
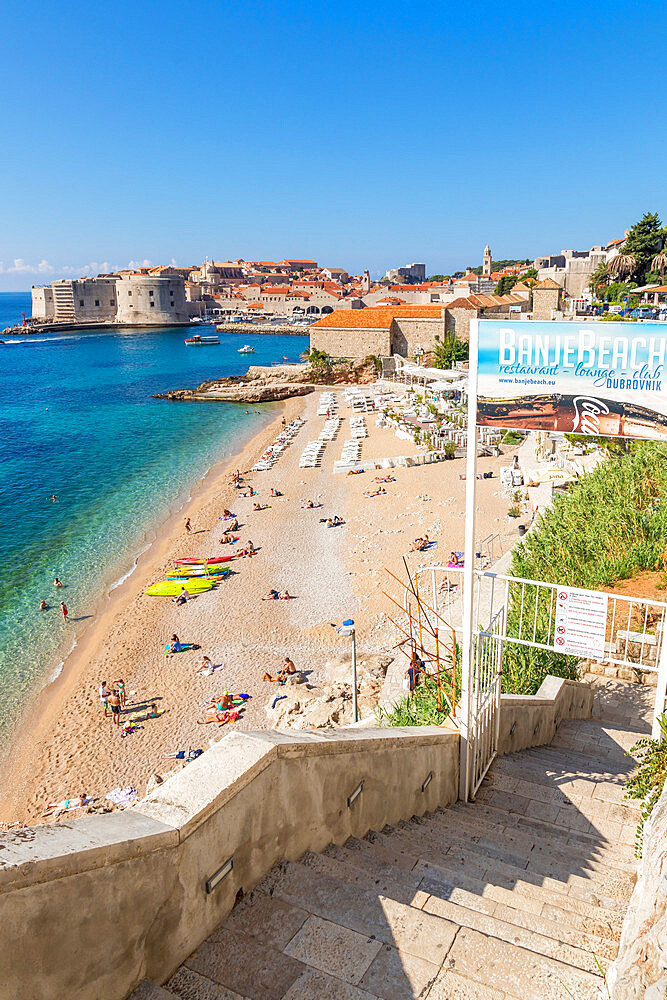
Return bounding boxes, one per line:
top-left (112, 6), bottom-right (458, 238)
top-left (53, 577), bottom-right (63, 588)
top-left (39, 599), bottom-right (47, 610)
top-left (47, 495), bottom-right (57, 503)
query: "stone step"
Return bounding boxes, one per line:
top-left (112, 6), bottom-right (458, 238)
top-left (445, 926), bottom-right (602, 1000)
top-left (303, 850), bottom-right (616, 969)
top-left (342, 834), bottom-right (625, 938)
top-left (482, 769), bottom-right (641, 825)
top-left (473, 783), bottom-right (631, 842)
top-left (448, 799), bottom-right (636, 858)
top-left (263, 859), bottom-right (602, 1000)
top-left (433, 803), bottom-right (637, 873)
top-left (128, 982), bottom-right (180, 1000)
top-left (410, 809), bottom-right (634, 879)
top-left (181, 924), bottom-right (308, 1000)
top-left (385, 820), bottom-right (633, 906)
top-left (165, 965), bottom-right (249, 998)
top-left (324, 842), bottom-right (620, 947)
top-left (257, 859), bottom-right (460, 968)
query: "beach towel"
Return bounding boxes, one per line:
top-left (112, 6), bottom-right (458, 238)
top-left (422, 541), bottom-right (438, 551)
top-left (106, 786), bottom-right (137, 807)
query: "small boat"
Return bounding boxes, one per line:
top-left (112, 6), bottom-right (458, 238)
top-left (238, 345), bottom-right (255, 354)
top-left (185, 335), bottom-right (220, 346)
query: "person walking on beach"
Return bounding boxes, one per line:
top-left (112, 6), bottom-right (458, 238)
top-left (60, 601), bottom-right (69, 622)
top-left (99, 681), bottom-right (110, 717)
top-left (184, 517), bottom-right (192, 534)
top-left (108, 689), bottom-right (122, 727)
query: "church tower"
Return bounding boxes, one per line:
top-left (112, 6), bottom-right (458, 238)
top-left (482, 245), bottom-right (492, 277)
top-left (362, 269), bottom-right (371, 294)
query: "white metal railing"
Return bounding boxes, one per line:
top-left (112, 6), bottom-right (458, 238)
top-left (411, 566), bottom-right (667, 675)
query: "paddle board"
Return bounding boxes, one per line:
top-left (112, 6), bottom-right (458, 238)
top-left (145, 581), bottom-right (217, 597)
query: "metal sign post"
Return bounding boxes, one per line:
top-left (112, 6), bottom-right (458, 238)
top-left (459, 318), bottom-right (479, 800)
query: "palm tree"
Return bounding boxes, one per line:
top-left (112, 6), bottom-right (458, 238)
top-left (607, 253), bottom-right (636, 280)
top-left (589, 261), bottom-right (608, 296)
top-left (651, 252), bottom-right (667, 282)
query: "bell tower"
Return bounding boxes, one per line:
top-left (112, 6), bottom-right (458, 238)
top-left (482, 244), bottom-right (492, 277)
top-left (362, 269), bottom-right (371, 294)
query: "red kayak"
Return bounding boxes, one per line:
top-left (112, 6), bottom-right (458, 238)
top-left (175, 555), bottom-right (237, 565)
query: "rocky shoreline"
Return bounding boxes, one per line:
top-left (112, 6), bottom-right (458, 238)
top-left (153, 360), bottom-right (379, 404)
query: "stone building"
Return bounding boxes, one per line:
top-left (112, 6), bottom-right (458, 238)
top-left (531, 278), bottom-right (564, 319)
top-left (45, 277), bottom-right (118, 323)
top-left (310, 306), bottom-right (447, 359)
top-left (384, 262), bottom-right (426, 283)
top-left (32, 274), bottom-right (189, 325)
top-left (115, 274), bottom-right (189, 324)
top-left (534, 246), bottom-right (607, 299)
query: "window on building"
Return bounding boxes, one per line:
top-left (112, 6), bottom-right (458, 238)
top-left (79, 300), bottom-right (84, 307)
top-left (149, 290), bottom-right (154, 297)
top-left (110, 299), bottom-right (115, 306)
top-left (170, 302), bottom-right (174, 307)
top-left (150, 301), bottom-right (155, 308)
top-left (95, 300), bottom-right (100, 306)
top-left (128, 291), bottom-right (132, 296)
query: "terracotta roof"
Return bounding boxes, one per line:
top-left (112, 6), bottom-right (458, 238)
top-left (445, 298), bottom-right (477, 310)
top-left (606, 238), bottom-right (625, 247)
top-left (512, 281), bottom-right (531, 291)
top-left (247, 302), bottom-right (264, 309)
top-left (535, 278), bottom-right (563, 290)
top-left (312, 305), bottom-right (445, 330)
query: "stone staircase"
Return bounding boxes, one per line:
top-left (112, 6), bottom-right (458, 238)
top-left (132, 677), bottom-right (651, 1000)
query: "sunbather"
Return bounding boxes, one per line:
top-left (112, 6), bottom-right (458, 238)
top-left (163, 747), bottom-right (203, 761)
top-left (41, 794), bottom-right (89, 818)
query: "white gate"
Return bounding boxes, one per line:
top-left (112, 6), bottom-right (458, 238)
top-left (467, 605), bottom-right (505, 798)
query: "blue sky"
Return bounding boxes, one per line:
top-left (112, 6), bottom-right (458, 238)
top-left (0, 0), bottom-right (665, 289)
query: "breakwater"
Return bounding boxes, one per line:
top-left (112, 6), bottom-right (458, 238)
top-left (215, 322), bottom-right (309, 336)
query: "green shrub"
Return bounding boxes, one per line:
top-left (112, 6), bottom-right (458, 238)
top-left (625, 714), bottom-right (667, 858)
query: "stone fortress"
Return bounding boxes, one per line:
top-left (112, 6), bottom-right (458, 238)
top-left (32, 272), bottom-right (189, 326)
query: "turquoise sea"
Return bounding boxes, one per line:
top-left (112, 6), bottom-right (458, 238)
top-left (0, 293), bottom-right (307, 742)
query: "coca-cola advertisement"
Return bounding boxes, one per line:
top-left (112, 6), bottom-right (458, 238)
top-left (475, 320), bottom-right (667, 440)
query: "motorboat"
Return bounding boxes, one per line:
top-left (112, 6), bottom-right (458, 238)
top-left (184, 335), bottom-right (220, 346)
top-left (238, 345), bottom-right (255, 353)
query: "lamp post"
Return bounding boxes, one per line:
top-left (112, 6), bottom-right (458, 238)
top-left (338, 618), bottom-right (358, 723)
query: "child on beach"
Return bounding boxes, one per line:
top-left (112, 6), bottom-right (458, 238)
top-left (60, 601), bottom-right (69, 622)
top-left (184, 517), bottom-right (192, 534)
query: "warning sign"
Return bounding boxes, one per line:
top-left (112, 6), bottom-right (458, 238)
top-left (553, 586), bottom-right (608, 660)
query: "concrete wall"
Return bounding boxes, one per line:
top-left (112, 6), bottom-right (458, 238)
top-left (497, 675), bottom-right (594, 755)
top-left (0, 727), bottom-right (458, 1000)
top-left (309, 326), bottom-right (391, 359)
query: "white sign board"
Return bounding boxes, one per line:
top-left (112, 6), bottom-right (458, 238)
top-left (554, 586), bottom-right (608, 659)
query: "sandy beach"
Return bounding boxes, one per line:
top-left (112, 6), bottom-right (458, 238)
top-left (0, 388), bottom-right (516, 826)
